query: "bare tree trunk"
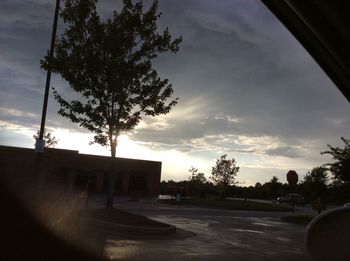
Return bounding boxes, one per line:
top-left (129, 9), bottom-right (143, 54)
top-left (106, 136), bottom-right (117, 208)
top-left (220, 183), bottom-right (228, 199)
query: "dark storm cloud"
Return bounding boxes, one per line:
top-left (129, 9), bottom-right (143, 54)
top-left (0, 0), bottom-right (55, 121)
top-left (0, 0), bottom-right (52, 27)
top-left (132, 114), bottom-right (308, 158)
top-left (136, 0), bottom-right (349, 158)
top-left (265, 146), bottom-right (300, 158)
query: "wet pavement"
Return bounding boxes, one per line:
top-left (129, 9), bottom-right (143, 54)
top-left (2, 176), bottom-right (313, 260)
top-left (84, 197), bottom-right (311, 260)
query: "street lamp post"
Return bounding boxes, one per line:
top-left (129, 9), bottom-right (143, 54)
top-left (35, 0), bottom-right (60, 153)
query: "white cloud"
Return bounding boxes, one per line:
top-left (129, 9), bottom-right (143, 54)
top-left (0, 107), bottom-right (37, 118)
top-left (0, 120), bottom-right (36, 137)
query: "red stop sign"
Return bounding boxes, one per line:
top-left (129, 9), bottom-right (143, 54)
top-left (287, 170), bottom-right (298, 185)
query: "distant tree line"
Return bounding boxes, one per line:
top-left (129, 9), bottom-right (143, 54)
top-left (161, 154), bottom-right (239, 199)
top-left (161, 137), bottom-right (350, 204)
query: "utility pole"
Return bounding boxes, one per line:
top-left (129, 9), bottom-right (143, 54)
top-left (35, 0), bottom-right (60, 153)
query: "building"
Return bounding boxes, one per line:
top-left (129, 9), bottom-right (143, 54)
top-left (0, 145), bottom-right (161, 197)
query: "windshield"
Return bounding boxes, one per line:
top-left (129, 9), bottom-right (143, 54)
top-left (0, 0), bottom-right (349, 260)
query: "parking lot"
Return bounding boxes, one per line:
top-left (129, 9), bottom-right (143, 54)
top-left (87, 198), bottom-right (312, 261)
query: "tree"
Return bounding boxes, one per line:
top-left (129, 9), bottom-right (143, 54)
top-left (188, 166), bottom-right (198, 181)
top-left (300, 166), bottom-right (328, 200)
top-left (270, 176), bottom-right (279, 183)
top-left (194, 173), bottom-right (207, 184)
top-left (42, 0), bottom-right (181, 207)
top-left (211, 154), bottom-right (240, 199)
top-left (188, 166), bottom-right (207, 184)
top-left (268, 176), bottom-right (281, 199)
top-left (188, 166), bottom-right (207, 197)
top-left (321, 137), bottom-right (350, 184)
top-left (255, 182), bottom-right (262, 188)
top-left (33, 130), bottom-right (58, 148)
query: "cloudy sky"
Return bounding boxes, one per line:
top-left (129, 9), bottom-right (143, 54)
top-left (0, 0), bottom-right (349, 185)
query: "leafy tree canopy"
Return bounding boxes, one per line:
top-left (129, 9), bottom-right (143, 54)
top-left (255, 182), bottom-right (262, 188)
top-left (300, 166), bottom-right (328, 199)
top-left (194, 173), bottom-right (207, 184)
top-left (321, 137), bottom-right (350, 184)
top-left (303, 166), bottom-right (329, 185)
top-left (265, 176), bottom-right (282, 199)
top-left (270, 176), bottom-right (279, 184)
top-left (41, 0), bottom-right (181, 157)
top-left (211, 154), bottom-right (240, 186)
top-left (211, 154), bottom-right (239, 198)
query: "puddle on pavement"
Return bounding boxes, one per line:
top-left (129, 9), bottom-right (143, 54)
top-left (230, 228), bottom-right (265, 234)
top-left (275, 237), bottom-right (291, 243)
top-left (252, 222), bottom-right (275, 227)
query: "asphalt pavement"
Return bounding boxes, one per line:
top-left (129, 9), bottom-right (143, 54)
top-left (82, 196), bottom-right (313, 261)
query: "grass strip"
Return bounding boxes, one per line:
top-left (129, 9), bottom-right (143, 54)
top-left (159, 197), bottom-right (291, 212)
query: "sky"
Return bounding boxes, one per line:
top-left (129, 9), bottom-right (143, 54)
top-left (0, 0), bottom-right (349, 186)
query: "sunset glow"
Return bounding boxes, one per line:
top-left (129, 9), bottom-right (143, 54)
top-left (0, 0), bottom-right (348, 186)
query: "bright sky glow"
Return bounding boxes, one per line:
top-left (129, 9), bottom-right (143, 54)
top-left (0, 0), bottom-right (349, 186)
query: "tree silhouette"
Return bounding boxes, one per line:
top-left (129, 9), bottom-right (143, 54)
top-left (321, 137), bottom-right (350, 184)
top-left (300, 166), bottom-right (328, 200)
top-left (268, 176), bottom-right (281, 199)
top-left (194, 173), bottom-right (207, 184)
top-left (211, 154), bottom-right (239, 199)
top-left (42, 0), bottom-right (181, 207)
top-left (188, 166), bottom-right (207, 197)
top-left (255, 182), bottom-right (262, 188)
top-left (188, 166), bottom-right (198, 181)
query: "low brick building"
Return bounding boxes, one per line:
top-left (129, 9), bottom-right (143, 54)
top-left (0, 145), bottom-right (161, 197)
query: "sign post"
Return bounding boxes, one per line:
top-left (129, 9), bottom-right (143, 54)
top-left (287, 170), bottom-right (298, 213)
